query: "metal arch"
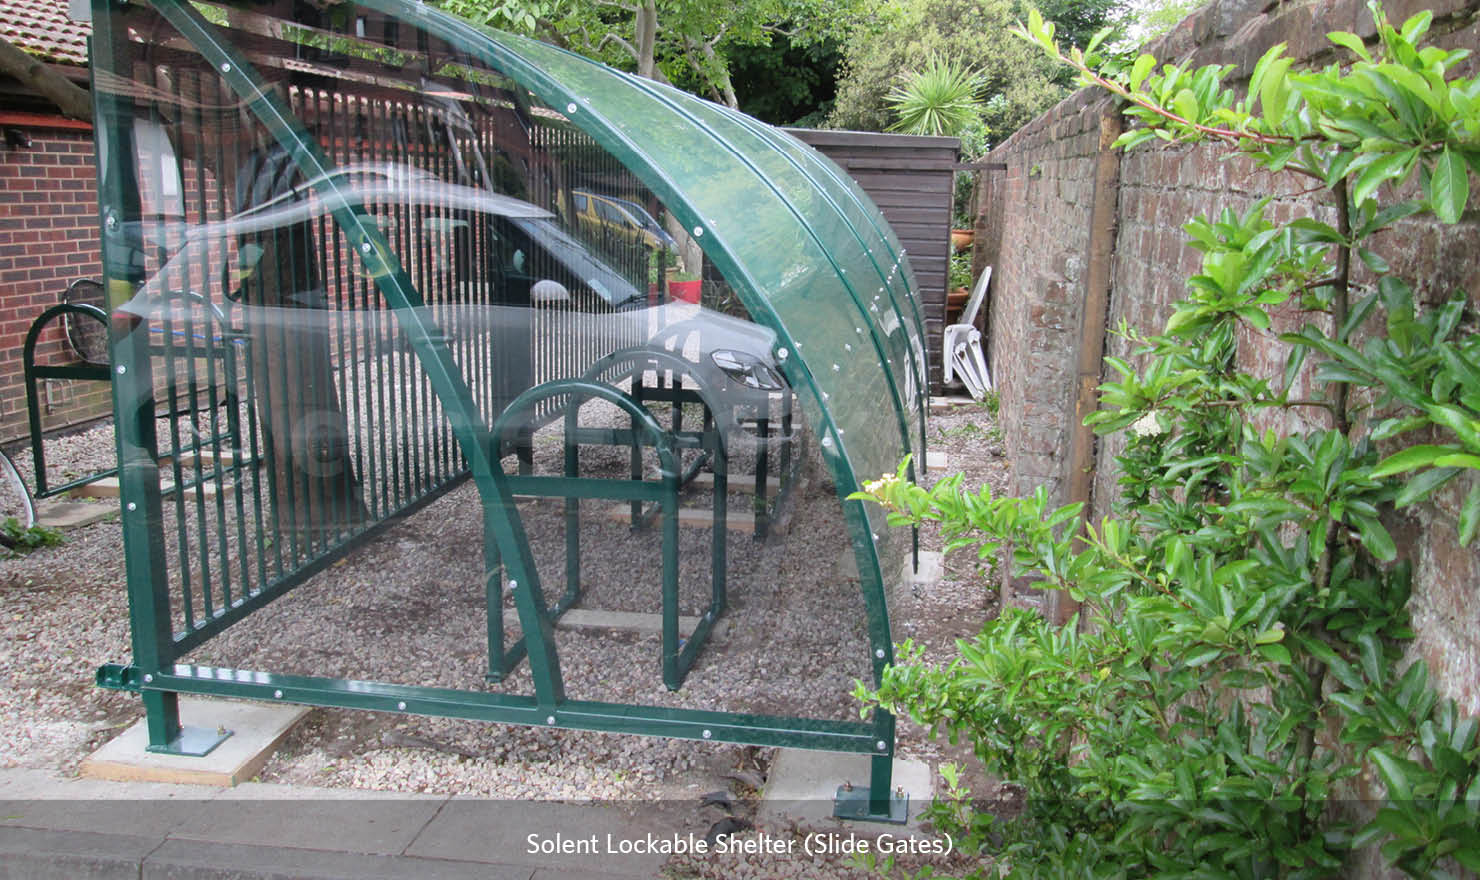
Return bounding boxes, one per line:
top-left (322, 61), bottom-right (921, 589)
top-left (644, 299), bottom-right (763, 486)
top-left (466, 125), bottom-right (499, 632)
top-left (354, 0), bottom-right (902, 677)
top-left (488, 378), bottom-right (683, 703)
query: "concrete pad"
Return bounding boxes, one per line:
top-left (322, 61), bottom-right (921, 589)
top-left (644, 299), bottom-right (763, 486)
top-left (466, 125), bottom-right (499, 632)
top-left (925, 450), bottom-right (948, 471)
top-left (928, 395), bottom-right (976, 414)
top-left (80, 698), bottom-right (310, 787)
top-left (759, 749), bottom-right (933, 831)
top-left (556, 608), bottom-right (716, 638)
top-left (686, 471), bottom-right (780, 495)
top-left (34, 498), bottom-right (115, 530)
top-left (901, 551), bottom-right (944, 588)
top-left (406, 798), bottom-right (671, 878)
top-left (601, 504), bottom-right (755, 533)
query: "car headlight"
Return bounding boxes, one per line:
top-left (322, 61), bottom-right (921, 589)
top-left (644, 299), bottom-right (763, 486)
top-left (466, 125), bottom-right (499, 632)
top-left (710, 349), bottom-right (785, 391)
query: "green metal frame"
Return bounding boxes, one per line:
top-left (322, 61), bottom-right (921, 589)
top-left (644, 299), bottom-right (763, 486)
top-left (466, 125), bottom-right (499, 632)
top-left (94, 0), bottom-right (925, 821)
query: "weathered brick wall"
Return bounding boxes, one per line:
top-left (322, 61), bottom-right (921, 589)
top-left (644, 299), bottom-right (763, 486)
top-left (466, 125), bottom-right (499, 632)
top-left (983, 0), bottom-right (1480, 718)
top-left (0, 124), bottom-right (106, 446)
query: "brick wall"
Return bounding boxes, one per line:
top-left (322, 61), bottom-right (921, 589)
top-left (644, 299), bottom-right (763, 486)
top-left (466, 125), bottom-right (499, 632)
top-left (0, 124), bottom-right (106, 446)
top-left (982, 0), bottom-right (1480, 716)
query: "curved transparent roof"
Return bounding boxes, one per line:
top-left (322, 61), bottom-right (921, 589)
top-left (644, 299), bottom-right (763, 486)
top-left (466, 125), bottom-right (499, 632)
top-left (364, 0), bottom-right (929, 518)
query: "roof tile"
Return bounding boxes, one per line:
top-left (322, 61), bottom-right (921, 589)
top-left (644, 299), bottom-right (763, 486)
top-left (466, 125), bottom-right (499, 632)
top-left (3, 0), bottom-right (90, 67)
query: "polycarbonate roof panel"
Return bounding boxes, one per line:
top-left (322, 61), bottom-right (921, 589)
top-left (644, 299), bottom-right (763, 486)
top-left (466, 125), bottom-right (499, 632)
top-left (360, 0), bottom-right (926, 497)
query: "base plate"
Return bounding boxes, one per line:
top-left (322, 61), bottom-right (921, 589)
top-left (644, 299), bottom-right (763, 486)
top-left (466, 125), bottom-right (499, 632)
top-left (145, 725), bottom-right (233, 757)
top-left (832, 785), bottom-right (909, 824)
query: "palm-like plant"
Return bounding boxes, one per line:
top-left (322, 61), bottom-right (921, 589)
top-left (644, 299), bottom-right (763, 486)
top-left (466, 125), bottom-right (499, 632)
top-left (885, 54), bottom-right (985, 137)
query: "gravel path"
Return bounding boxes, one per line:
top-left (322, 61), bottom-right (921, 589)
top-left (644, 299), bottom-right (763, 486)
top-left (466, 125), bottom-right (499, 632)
top-left (0, 392), bottom-right (1011, 877)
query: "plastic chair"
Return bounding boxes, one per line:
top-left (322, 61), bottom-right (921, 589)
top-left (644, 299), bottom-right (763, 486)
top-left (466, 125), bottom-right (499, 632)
top-left (942, 265), bottom-right (992, 399)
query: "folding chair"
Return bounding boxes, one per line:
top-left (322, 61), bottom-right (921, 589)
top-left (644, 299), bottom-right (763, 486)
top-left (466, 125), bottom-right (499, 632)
top-left (942, 265), bottom-right (991, 399)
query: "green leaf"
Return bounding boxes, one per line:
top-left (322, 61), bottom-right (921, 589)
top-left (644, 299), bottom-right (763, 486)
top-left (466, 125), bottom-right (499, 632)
top-left (1130, 53), bottom-right (1156, 92)
top-left (1258, 56), bottom-right (1294, 127)
top-left (1370, 749), bottom-right (1414, 802)
top-left (1257, 643), bottom-right (1292, 665)
top-left (1172, 88), bottom-right (1199, 124)
top-left (1372, 445), bottom-right (1455, 478)
top-left (1461, 482), bottom-right (1480, 546)
top-left (1429, 146), bottom-right (1470, 224)
top-left (1327, 30), bottom-right (1371, 61)
top-left (1354, 515), bottom-right (1397, 561)
top-left (1352, 148), bottom-right (1418, 206)
top-left (1394, 466), bottom-right (1460, 507)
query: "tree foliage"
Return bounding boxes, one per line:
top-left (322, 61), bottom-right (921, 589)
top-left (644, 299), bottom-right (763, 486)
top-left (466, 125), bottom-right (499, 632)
top-left (827, 0), bottom-right (1122, 139)
top-left (854, 4), bottom-right (1480, 876)
top-left (438, 0), bottom-right (862, 108)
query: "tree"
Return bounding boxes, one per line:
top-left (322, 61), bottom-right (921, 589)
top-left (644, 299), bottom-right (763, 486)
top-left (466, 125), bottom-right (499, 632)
top-left (827, 0), bottom-right (1123, 139)
top-left (439, 0), bottom-right (863, 108)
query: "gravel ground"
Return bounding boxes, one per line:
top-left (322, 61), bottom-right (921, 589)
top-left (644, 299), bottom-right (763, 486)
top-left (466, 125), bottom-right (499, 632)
top-left (0, 391), bottom-right (1012, 878)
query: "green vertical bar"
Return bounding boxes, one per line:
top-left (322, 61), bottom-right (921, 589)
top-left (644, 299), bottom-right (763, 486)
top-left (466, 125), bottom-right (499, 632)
top-left (661, 454), bottom-right (680, 691)
top-left (92, 0), bottom-right (182, 748)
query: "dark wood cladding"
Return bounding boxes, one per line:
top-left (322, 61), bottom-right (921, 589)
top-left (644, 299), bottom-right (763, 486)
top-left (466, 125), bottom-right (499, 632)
top-left (786, 128), bottom-right (959, 393)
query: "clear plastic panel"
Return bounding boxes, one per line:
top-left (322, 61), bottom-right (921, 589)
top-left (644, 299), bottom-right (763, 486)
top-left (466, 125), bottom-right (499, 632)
top-left (97, 0), bottom-right (887, 721)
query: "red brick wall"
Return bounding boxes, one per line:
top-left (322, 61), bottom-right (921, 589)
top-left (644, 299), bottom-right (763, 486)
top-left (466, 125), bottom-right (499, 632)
top-left (0, 124), bottom-right (106, 445)
top-left (981, 0), bottom-right (1480, 723)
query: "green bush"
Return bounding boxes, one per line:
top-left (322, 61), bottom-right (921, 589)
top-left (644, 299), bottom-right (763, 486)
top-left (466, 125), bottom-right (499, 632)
top-left (854, 4), bottom-right (1480, 877)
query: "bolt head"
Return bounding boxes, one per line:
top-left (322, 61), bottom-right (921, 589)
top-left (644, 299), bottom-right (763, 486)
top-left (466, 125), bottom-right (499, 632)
top-left (702, 729), bottom-right (712, 739)
top-left (397, 701), bottom-right (406, 711)
top-left (116, 365), bottom-right (126, 375)
top-left (274, 689), bottom-right (283, 699)
top-left (546, 715), bottom-right (556, 725)
top-left (143, 673), bottom-right (153, 683)
top-left (875, 649), bottom-right (885, 659)
top-left (876, 740), bottom-right (887, 751)
top-left (127, 502), bottom-right (137, 512)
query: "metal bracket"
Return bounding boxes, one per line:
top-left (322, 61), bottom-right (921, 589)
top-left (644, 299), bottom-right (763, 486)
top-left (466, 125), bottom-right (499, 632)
top-left (145, 725), bottom-right (233, 757)
top-left (832, 784), bottom-right (909, 825)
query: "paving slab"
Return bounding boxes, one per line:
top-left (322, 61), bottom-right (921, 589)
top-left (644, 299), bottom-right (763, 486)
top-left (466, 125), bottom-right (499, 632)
top-left (33, 498), bottom-right (116, 530)
top-left (406, 798), bottom-right (671, 878)
top-left (142, 838), bottom-right (528, 880)
top-left (168, 796), bottom-right (446, 856)
top-left (0, 826), bottom-right (160, 880)
top-left (80, 698), bottom-right (310, 787)
top-left (759, 749), bottom-right (933, 832)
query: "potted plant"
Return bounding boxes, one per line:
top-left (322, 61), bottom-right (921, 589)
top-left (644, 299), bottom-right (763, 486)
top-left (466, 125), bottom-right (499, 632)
top-left (667, 269), bottom-right (703, 304)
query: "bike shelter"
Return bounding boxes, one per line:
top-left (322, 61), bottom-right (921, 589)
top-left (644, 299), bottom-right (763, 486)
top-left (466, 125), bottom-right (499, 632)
top-left (88, 0), bottom-right (928, 820)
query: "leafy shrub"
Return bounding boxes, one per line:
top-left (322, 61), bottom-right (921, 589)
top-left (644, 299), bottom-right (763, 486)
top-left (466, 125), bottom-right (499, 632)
top-left (854, 4), bottom-right (1480, 877)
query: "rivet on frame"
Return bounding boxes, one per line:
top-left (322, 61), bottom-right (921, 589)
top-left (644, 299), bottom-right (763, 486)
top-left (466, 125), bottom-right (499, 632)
top-left (702, 729), bottom-right (712, 739)
top-left (875, 649), bottom-right (886, 659)
top-left (876, 740), bottom-right (888, 751)
top-left (820, 435), bottom-right (834, 449)
top-left (693, 226), bottom-right (704, 237)
top-left (116, 365), bottom-right (126, 375)
top-left (143, 673), bottom-right (153, 683)
top-left (546, 715), bottom-right (557, 725)
top-left (508, 580), bottom-right (518, 591)
top-left (274, 690), bottom-right (283, 699)
top-left (220, 63), bottom-right (231, 73)
top-left (127, 502), bottom-right (137, 512)
top-left (567, 103), bottom-right (578, 114)
top-left (776, 348), bottom-right (788, 360)
top-left (397, 701), bottom-right (407, 711)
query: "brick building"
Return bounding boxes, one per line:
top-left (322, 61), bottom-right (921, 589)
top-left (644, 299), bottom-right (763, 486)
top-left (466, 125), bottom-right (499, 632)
top-left (0, 0), bottom-right (105, 445)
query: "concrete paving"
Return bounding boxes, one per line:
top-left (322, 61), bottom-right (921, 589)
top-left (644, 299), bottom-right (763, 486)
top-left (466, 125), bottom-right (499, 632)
top-left (81, 698), bottom-right (310, 787)
top-left (0, 768), bottom-right (673, 879)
